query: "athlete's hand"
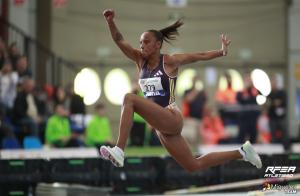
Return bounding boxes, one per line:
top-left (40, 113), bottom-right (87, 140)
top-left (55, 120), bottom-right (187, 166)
top-left (220, 34), bottom-right (231, 56)
top-left (103, 9), bottom-right (115, 22)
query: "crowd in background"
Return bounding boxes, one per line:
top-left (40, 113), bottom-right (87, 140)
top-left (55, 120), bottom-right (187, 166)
top-left (0, 37), bottom-right (115, 149)
top-left (0, 37), bottom-right (290, 150)
top-left (182, 72), bottom-right (288, 148)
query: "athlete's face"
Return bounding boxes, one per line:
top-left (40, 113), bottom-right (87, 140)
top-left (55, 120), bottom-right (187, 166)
top-left (140, 32), bottom-right (161, 58)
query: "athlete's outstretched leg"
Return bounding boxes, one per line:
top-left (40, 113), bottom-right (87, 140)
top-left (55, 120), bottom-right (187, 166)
top-left (157, 132), bottom-right (262, 172)
top-left (100, 93), bottom-right (183, 167)
top-left (116, 94), bottom-right (135, 150)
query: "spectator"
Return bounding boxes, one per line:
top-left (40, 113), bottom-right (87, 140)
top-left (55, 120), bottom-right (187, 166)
top-left (48, 85), bottom-right (67, 115)
top-left (0, 60), bottom-right (18, 112)
top-left (34, 85), bottom-right (52, 118)
top-left (0, 37), bottom-right (7, 69)
top-left (34, 85), bottom-right (52, 144)
top-left (12, 77), bottom-right (39, 139)
top-left (43, 84), bottom-right (55, 99)
top-left (215, 72), bottom-right (236, 105)
top-left (65, 83), bottom-right (85, 115)
top-left (257, 107), bottom-right (271, 144)
top-left (181, 75), bottom-right (206, 145)
top-left (45, 104), bottom-right (80, 147)
top-left (200, 105), bottom-right (228, 145)
top-left (215, 72), bottom-right (238, 128)
top-left (8, 42), bottom-right (21, 70)
top-left (267, 75), bottom-right (287, 144)
top-left (182, 76), bottom-right (207, 119)
top-left (85, 103), bottom-right (113, 147)
top-left (16, 56), bottom-right (32, 81)
top-left (65, 83), bottom-right (86, 133)
top-left (53, 85), bottom-right (67, 106)
top-left (236, 73), bottom-right (260, 143)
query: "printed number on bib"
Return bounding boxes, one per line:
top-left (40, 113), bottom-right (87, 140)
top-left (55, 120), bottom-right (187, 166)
top-left (139, 77), bottom-right (165, 97)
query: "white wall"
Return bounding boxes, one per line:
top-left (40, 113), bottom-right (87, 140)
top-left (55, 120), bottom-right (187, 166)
top-left (8, 0), bottom-right (36, 38)
top-left (51, 0), bottom-right (287, 66)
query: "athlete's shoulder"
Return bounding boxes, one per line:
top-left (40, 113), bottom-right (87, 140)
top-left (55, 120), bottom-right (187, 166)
top-left (163, 54), bottom-right (181, 70)
top-left (163, 54), bottom-right (176, 65)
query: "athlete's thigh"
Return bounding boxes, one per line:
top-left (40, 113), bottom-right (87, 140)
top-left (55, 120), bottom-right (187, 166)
top-left (156, 131), bottom-right (197, 170)
top-left (130, 94), bottom-right (182, 134)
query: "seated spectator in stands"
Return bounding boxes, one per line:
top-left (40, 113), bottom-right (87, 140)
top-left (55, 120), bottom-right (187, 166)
top-left (200, 106), bottom-right (228, 145)
top-left (0, 60), bottom-right (18, 112)
top-left (45, 104), bottom-right (80, 147)
top-left (12, 77), bottom-right (39, 139)
top-left (65, 83), bottom-right (85, 115)
top-left (85, 103), bottom-right (113, 147)
top-left (16, 56), bottom-right (32, 81)
top-left (0, 37), bottom-right (7, 69)
top-left (8, 42), bottom-right (21, 70)
top-left (65, 83), bottom-right (86, 133)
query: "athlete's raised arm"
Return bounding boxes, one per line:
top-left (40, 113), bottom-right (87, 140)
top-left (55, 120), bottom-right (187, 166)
top-left (168, 34), bottom-right (231, 67)
top-left (103, 9), bottom-right (143, 65)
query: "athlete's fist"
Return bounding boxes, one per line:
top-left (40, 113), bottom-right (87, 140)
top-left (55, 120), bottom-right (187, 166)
top-left (103, 9), bottom-right (115, 21)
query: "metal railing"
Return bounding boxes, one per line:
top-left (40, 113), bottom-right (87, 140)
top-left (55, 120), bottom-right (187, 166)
top-left (0, 17), bottom-right (79, 86)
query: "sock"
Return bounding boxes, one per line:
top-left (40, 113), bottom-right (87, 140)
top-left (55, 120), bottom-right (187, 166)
top-left (238, 147), bottom-right (246, 161)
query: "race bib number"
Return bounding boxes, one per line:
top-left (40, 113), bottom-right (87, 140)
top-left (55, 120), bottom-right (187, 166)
top-left (139, 77), bottom-right (165, 97)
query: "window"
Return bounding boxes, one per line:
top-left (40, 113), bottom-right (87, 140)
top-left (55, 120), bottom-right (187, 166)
top-left (74, 68), bottom-right (101, 105)
top-left (104, 68), bottom-right (131, 105)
